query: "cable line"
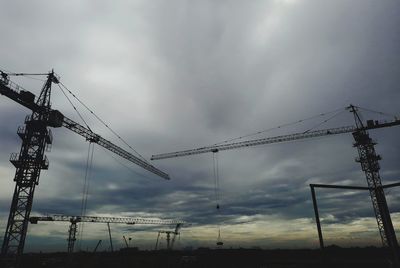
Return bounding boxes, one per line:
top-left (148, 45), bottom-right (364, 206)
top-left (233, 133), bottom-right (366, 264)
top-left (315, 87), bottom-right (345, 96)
top-left (100, 147), bottom-right (154, 180)
top-left (57, 84), bottom-right (92, 130)
top-left (356, 105), bottom-right (398, 119)
top-left (212, 151), bottom-right (224, 246)
top-left (78, 142), bottom-right (95, 250)
top-left (303, 109), bottom-right (347, 133)
top-left (213, 152), bottom-right (220, 210)
top-left (212, 107), bottom-right (346, 146)
top-left (22, 75), bottom-right (46, 82)
top-left (59, 82), bottom-right (149, 164)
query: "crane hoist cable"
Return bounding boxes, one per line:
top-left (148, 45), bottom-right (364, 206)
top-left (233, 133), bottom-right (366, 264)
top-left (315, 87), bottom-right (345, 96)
top-left (78, 142), bottom-right (95, 250)
top-left (213, 151), bottom-right (220, 210)
top-left (209, 110), bottom-right (346, 247)
top-left (58, 79), bottom-right (98, 251)
top-left (212, 151), bottom-right (224, 246)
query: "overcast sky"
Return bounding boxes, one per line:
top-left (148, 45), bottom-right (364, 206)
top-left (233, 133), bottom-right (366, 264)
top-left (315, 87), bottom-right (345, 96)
top-left (1, 0), bottom-right (400, 252)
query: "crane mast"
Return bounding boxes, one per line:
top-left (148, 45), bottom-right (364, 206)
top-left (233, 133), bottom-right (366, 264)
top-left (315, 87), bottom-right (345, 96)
top-left (155, 223), bottom-right (183, 250)
top-left (1, 72), bottom-right (59, 260)
top-left (0, 71), bottom-right (169, 265)
top-left (349, 105), bottom-right (399, 260)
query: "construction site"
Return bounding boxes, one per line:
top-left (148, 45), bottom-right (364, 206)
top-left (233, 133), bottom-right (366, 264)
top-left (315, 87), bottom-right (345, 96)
top-left (1, 1), bottom-right (400, 268)
top-left (1, 70), bottom-right (399, 267)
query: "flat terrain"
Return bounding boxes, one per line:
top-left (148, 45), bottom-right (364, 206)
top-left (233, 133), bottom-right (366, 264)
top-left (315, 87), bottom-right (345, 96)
top-left (14, 247), bottom-right (395, 268)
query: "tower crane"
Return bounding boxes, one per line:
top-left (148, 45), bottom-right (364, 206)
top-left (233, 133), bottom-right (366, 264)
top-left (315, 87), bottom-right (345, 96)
top-left (151, 105), bottom-right (400, 264)
top-left (29, 214), bottom-right (185, 253)
top-left (0, 71), bottom-right (169, 264)
top-left (154, 223), bottom-right (183, 250)
top-left (122, 235), bottom-right (131, 249)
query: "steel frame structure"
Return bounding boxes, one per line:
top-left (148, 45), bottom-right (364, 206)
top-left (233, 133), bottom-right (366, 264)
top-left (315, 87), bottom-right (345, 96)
top-left (1, 72), bottom-right (58, 264)
top-left (310, 182), bottom-right (400, 259)
top-left (349, 106), bottom-right (400, 265)
top-left (29, 215), bottom-right (186, 253)
top-left (151, 105), bottom-right (400, 265)
top-left (154, 223), bottom-right (182, 250)
top-left (0, 71), bottom-right (170, 267)
top-left (151, 117), bottom-right (400, 160)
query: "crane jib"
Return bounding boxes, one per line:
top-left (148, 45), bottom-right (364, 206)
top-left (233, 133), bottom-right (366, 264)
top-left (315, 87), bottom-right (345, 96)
top-left (1, 78), bottom-right (170, 179)
top-left (62, 116), bottom-right (170, 180)
top-left (151, 119), bottom-right (400, 160)
top-left (29, 215), bottom-right (186, 225)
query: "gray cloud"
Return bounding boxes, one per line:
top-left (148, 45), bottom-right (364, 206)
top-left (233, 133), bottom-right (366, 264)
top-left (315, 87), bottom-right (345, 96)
top-left (1, 0), bottom-right (400, 251)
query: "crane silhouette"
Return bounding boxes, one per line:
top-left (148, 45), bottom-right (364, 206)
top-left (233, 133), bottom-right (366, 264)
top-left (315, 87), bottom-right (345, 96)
top-left (29, 214), bottom-right (185, 253)
top-left (0, 70), bottom-right (169, 266)
top-left (151, 105), bottom-right (400, 265)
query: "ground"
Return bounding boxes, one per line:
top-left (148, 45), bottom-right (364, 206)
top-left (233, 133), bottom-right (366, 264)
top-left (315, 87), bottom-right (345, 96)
top-left (14, 247), bottom-right (395, 268)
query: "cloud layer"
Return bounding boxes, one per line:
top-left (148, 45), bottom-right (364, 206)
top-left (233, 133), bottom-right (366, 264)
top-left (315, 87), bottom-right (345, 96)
top-left (1, 0), bottom-right (400, 251)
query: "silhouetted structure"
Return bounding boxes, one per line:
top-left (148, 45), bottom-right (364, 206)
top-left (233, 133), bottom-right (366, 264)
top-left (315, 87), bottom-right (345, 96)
top-left (29, 214), bottom-right (186, 253)
top-left (0, 71), bottom-right (169, 267)
top-left (155, 223), bottom-right (183, 250)
top-left (152, 104), bottom-right (400, 265)
top-left (310, 182), bottom-right (400, 250)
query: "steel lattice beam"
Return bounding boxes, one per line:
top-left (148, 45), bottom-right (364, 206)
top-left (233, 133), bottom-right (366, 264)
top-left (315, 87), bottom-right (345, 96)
top-left (1, 73), bottom-right (55, 267)
top-left (29, 215), bottom-right (187, 253)
top-left (151, 119), bottom-right (400, 160)
top-left (0, 71), bottom-right (170, 266)
top-left (29, 215), bottom-right (186, 225)
top-left (62, 117), bottom-right (169, 179)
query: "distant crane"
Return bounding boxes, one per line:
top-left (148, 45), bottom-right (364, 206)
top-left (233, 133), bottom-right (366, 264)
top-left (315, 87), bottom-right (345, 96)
top-left (29, 215), bottom-right (185, 253)
top-left (151, 105), bottom-right (400, 264)
top-left (155, 223), bottom-right (183, 250)
top-left (0, 71), bottom-right (169, 265)
top-left (93, 240), bottom-right (102, 253)
top-left (122, 235), bottom-right (132, 248)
